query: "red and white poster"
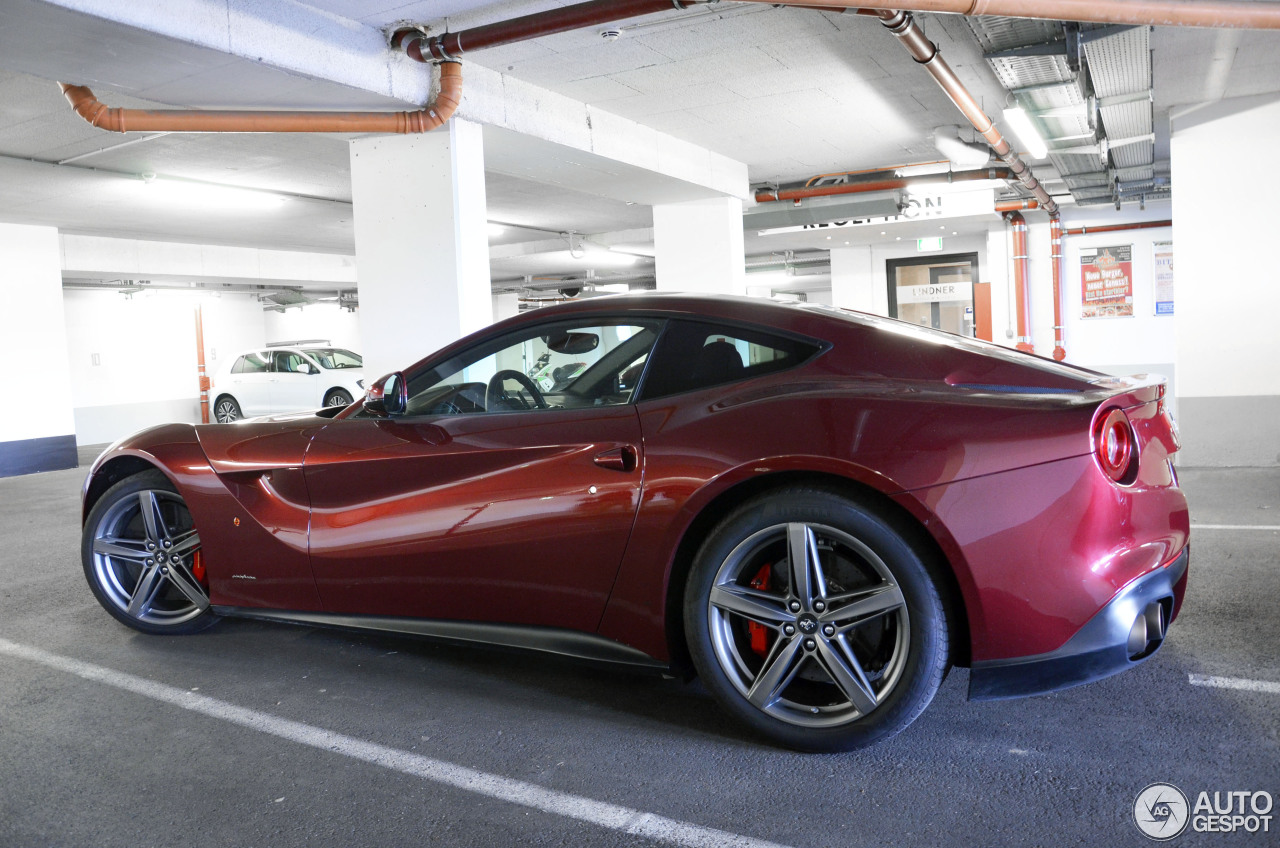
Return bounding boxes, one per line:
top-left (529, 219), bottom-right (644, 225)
top-left (1080, 244), bottom-right (1133, 319)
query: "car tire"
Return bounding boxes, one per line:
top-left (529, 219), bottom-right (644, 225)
top-left (82, 470), bottom-right (216, 636)
top-left (684, 486), bottom-right (949, 752)
top-left (213, 395), bottom-right (242, 423)
top-left (324, 389), bottom-right (354, 408)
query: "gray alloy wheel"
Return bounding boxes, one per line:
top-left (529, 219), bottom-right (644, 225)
top-left (82, 470), bottom-right (215, 635)
top-left (213, 395), bottom-right (242, 423)
top-left (685, 488), bottom-right (948, 751)
top-left (324, 389), bottom-right (353, 408)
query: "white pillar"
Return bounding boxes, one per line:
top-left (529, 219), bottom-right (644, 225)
top-left (350, 119), bottom-right (492, 380)
top-left (830, 246), bottom-right (885, 314)
top-left (0, 224), bottom-right (76, 475)
top-left (653, 197), bottom-right (746, 295)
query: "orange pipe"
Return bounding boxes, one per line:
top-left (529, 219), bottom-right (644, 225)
top-left (756, 167), bottom-right (1011, 202)
top-left (1006, 211), bottom-right (1034, 353)
top-left (875, 10), bottom-right (1058, 217)
top-left (59, 62), bottom-right (461, 134)
top-left (195, 306), bottom-right (210, 424)
top-left (995, 199), bottom-right (1039, 212)
top-left (1065, 220), bottom-right (1172, 236)
top-left (747, 1), bottom-right (1280, 29)
top-left (1049, 216), bottom-right (1066, 361)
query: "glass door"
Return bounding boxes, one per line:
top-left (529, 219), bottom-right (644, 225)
top-left (886, 253), bottom-right (979, 337)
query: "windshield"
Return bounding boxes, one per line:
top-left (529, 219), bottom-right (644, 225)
top-left (305, 348), bottom-right (362, 369)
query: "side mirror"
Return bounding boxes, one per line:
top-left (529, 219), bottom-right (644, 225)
top-left (363, 372), bottom-right (408, 418)
top-left (305, 363), bottom-right (319, 375)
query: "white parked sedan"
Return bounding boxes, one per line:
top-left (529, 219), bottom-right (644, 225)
top-left (210, 345), bottom-right (365, 422)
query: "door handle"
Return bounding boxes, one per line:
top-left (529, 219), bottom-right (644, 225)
top-left (593, 445), bottom-right (638, 472)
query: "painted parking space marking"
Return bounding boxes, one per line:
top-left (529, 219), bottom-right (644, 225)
top-left (1189, 524), bottom-right (1280, 530)
top-left (1188, 674), bottom-right (1280, 695)
top-left (0, 638), bottom-right (794, 848)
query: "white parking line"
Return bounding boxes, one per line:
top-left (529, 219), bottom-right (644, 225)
top-left (1189, 524), bottom-right (1280, 530)
top-left (1188, 674), bottom-right (1280, 694)
top-left (0, 638), bottom-right (793, 848)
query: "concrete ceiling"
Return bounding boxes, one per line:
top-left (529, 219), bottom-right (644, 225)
top-left (0, 0), bottom-right (1278, 291)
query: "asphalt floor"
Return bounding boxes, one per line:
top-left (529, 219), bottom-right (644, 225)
top-left (0, 448), bottom-right (1276, 847)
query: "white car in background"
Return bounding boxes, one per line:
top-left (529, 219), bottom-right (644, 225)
top-left (211, 344), bottom-right (365, 422)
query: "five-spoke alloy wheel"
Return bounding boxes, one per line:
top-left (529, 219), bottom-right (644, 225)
top-left (82, 470), bottom-right (215, 635)
top-left (686, 487), bottom-right (949, 751)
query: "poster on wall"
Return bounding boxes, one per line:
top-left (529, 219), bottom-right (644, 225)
top-left (1153, 241), bottom-right (1174, 315)
top-left (1080, 244), bottom-right (1134, 319)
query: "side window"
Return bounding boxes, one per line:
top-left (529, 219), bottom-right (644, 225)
top-left (400, 320), bottom-right (661, 416)
top-left (237, 352), bottom-right (269, 374)
top-left (639, 320), bottom-right (822, 400)
top-left (272, 351), bottom-right (306, 373)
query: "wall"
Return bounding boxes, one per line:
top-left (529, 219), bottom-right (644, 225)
top-left (0, 224), bottom-right (76, 476)
top-left (1027, 204), bottom-right (1177, 415)
top-left (65, 290), bottom-right (265, 445)
top-left (262, 303), bottom-right (362, 353)
top-left (830, 234), bottom-right (990, 318)
top-left (1171, 94), bottom-right (1280, 466)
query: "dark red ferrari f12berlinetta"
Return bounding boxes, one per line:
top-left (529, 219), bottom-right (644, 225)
top-left (82, 294), bottom-right (1189, 751)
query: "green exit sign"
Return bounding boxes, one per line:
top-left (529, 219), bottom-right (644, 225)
top-left (917, 237), bottom-right (944, 252)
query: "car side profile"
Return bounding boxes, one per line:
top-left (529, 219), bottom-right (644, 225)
top-left (81, 294), bottom-right (1189, 751)
top-left (210, 345), bottom-right (365, 422)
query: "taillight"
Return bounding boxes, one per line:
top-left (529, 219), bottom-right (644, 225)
top-left (1094, 407), bottom-right (1138, 484)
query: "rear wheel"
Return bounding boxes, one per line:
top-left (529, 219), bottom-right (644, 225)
top-left (213, 395), bottom-right (242, 423)
top-left (324, 389), bottom-right (353, 408)
top-left (82, 470), bottom-right (215, 635)
top-left (684, 487), bottom-right (948, 751)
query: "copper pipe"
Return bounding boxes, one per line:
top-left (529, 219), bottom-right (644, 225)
top-left (396, 0), bottom-right (706, 61)
top-left (1006, 211), bottom-right (1034, 353)
top-left (756, 166), bottom-right (1011, 202)
top-left (195, 306), bottom-right (210, 424)
top-left (60, 62), bottom-right (461, 134)
top-left (1065, 220), bottom-right (1172, 236)
top-left (1049, 216), bottom-right (1065, 361)
top-left (995, 199), bottom-right (1039, 212)
top-left (746, 1), bottom-right (1280, 29)
top-left (804, 159), bottom-right (949, 187)
top-left (874, 10), bottom-right (1059, 218)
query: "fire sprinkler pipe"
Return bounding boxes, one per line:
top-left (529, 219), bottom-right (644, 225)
top-left (1049, 216), bottom-right (1066, 361)
top-left (395, 0), bottom-right (709, 61)
top-left (744, 1), bottom-right (1280, 29)
top-left (195, 306), bottom-right (210, 424)
top-left (60, 61), bottom-right (461, 134)
top-left (755, 166), bottom-right (1011, 202)
top-left (1065, 220), bottom-right (1172, 236)
top-left (873, 10), bottom-right (1058, 217)
top-left (1006, 211), bottom-right (1034, 354)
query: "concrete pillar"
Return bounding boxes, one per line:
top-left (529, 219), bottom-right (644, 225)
top-left (0, 224), bottom-right (76, 476)
top-left (830, 246), bottom-right (883, 314)
top-left (653, 197), bottom-right (746, 295)
top-left (350, 119), bottom-right (492, 380)
top-left (1171, 95), bottom-right (1280, 466)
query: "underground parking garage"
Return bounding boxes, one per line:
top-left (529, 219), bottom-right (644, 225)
top-left (1, 1), bottom-right (1278, 845)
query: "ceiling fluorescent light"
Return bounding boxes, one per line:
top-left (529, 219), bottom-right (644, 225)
top-left (487, 223), bottom-right (506, 238)
top-left (133, 176), bottom-right (286, 211)
top-left (1002, 107), bottom-right (1048, 160)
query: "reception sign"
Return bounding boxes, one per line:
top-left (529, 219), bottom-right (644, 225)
top-left (1080, 244), bottom-right (1133, 319)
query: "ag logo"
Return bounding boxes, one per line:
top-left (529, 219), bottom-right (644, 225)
top-left (1134, 783), bottom-right (1190, 840)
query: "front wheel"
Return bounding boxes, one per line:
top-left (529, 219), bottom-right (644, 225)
top-left (82, 470), bottom-right (216, 635)
top-left (684, 487), bottom-right (949, 751)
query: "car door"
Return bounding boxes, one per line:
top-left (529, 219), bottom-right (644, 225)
top-left (229, 351), bottom-right (272, 417)
top-left (269, 349), bottom-right (321, 413)
top-left (301, 319), bottom-right (660, 633)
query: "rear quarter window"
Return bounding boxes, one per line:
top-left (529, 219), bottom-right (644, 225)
top-left (639, 319), bottom-right (822, 400)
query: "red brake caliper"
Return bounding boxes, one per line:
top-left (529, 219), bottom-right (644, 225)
top-left (748, 564), bottom-right (771, 656)
top-left (191, 549), bottom-right (207, 587)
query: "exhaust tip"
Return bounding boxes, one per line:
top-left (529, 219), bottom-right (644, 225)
top-left (1127, 598), bottom-right (1172, 660)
